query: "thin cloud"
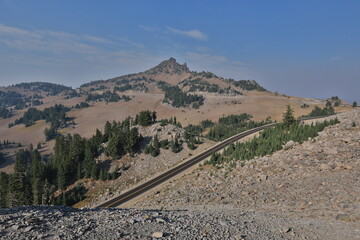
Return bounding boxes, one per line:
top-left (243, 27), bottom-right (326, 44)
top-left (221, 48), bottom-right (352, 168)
top-left (0, 23), bottom-right (152, 68)
top-left (138, 24), bottom-right (159, 32)
top-left (0, 23), bottom-right (40, 37)
top-left (113, 36), bottom-right (144, 48)
top-left (83, 35), bottom-right (113, 44)
top-left (168, 27), bottom-right (207, 40)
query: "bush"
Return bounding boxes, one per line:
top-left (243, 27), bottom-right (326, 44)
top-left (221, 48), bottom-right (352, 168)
top-left (160, 139), bottom-right (169, 149)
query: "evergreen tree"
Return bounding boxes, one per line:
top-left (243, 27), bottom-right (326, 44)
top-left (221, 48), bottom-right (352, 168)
top-left (8, 172), bottom-right (30, 207)
top-left (150, 145), bottom-right (160, 157)
top-left (144, 144), bottom-right (150, 154)
top-left (187, 141), bottom-right (195, 150)
top-left (42, 179), bottom-right (51, 205)
top-left (99, 169), bottom-right (107, 181)
top-left (153, 134), bottom-right (160, 149)
top-left (103, 121), bottom-right (112, 142)
top-left (152, 111), bottom-right (157, 122)
top-left (282, 105), bottom-right (296, 130)
top-left (94, 129), bottom-right (103, 145)
top-left (0, 172), bottom-right (9, 207)
top-left (107, 127), bottom-right (123, 159)
top-left (32, 177), bottom-right (43, 205)
top-left (57, 164), bottom-right (66, 190)
top-left (171, 138), bottom-right (182, 153)
top-left (84, 143), bottom-right (96, 178)
top-left (125, 127), bottom-right (140, 154)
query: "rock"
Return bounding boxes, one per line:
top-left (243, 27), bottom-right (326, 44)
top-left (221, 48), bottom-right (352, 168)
top-left (155, 217), bottom-right (166, 223)
top-left (11, 225), bottom-right (20, 230)
top-left (335, 213), bottom-right (350, 221)
top-left (324, 147), bottom-right (338, 155)
top-left (23, 226), bottom-right (33, 232)
top-left (152, 232), bottom-right (164, 238)
top-left (284, 140), bottom-right (295, 149)
top-left (258, 174), bottom-right (268, 182)
top-left (280, 227), bottom-right (292, 233)
top-left (219, 220), bottom-right (229, 227)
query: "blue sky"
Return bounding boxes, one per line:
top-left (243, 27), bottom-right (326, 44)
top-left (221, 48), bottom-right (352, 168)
top-left (0, 0), bottom-right (359, 103)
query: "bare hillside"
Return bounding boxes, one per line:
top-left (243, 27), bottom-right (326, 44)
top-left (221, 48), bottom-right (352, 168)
top-left (131, 109), bottom-right (360, 239)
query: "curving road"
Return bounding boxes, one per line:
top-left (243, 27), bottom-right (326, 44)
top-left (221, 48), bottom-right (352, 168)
top-left (96, 123), bottom-right (277, 208)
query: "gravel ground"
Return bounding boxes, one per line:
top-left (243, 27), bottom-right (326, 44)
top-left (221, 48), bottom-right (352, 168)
top-left (2, 206), bottom-right (358, 240)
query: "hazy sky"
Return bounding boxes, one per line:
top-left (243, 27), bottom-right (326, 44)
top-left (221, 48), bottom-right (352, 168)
top-left (0, 1), bottom-right (359, 103)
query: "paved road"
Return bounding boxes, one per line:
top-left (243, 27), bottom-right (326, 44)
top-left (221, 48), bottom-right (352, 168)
top-left (97, 123), bottom-right (277, 208)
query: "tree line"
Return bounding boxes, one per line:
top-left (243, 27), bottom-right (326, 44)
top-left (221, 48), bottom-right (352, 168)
top-left (85, 91), bottom-right (131, 103)
top-left (224, 79), bottom-right (267, 91)
top-left (206, 106), bottom-right (339, 166)
top-left (157, 81), bottom-right (205, 108)
top-left (9, 104), bottom-right (70, 128)
top-left (0, 107), bottom-right (12, 119)
top-left (302, 106), bottom-right (335, 118)
top-left (184, 113), bottom-right (271, 142)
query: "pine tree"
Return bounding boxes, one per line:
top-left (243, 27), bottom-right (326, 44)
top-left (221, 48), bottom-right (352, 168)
top-left (94, 129), bottom-right (102, 145)
top-left (103, 121), bottom-right (112, 142)
top-left (187, 141), bottom-right (195, 150)
top-left (107, 129), bottom-right (122, 159)
top-left (76, 162), bottom-right (82, 180)
top-left (99, 169), bottom-right (106, 181)
top-left (0, 172), bottom-right (9, 207)
top-left (61, 193), bottom-right (67, 206)
top-left (171, 138), bottom-right (182, 153)
top-left (42, 179), bottom-right (51, 205)
top-left (84, 143), bottom-right (95, 178)
top-left (125, 127), bottom-right (140, 154)
top-left (57, 164), bottom-right (66, 190)
top-left (282, 105), bottom-right (296, 130)
top-left (152, 111), bottom-right (157, 122)
top-left (91, 164), bottom-right (99, 180)
top-left (32, 177), bottom-right (43, 205)
top-left (8, 172), bottom-right (29, 207)
top-left (153, 134), bottom-right (160, 149)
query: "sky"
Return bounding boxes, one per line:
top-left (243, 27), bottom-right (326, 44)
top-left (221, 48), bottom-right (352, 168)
top-left (0, 0), bottom-right (359, 103)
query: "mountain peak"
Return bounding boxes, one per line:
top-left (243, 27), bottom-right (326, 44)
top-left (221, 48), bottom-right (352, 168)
top-left (146, 57), bottom-right (190, 75)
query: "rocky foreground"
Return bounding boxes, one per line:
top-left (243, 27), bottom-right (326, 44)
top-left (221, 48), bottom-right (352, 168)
top-left (132, 108), bottom-right (360, 239)
top-left (1, 109), bottom-right (359, 239)
top-left (1, 205), bottom-right (355, 240)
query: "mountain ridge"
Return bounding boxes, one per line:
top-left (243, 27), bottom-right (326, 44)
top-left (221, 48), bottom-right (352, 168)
top-left (1, 58), bottom-right (266, 96)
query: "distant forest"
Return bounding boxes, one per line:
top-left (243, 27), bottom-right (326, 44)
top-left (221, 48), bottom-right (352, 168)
top-left (85, 91), bottom-right (131, 103)
top-left (179, 78), bottom-right (242, 95)
top-left (225, 79), bottom-right (267, 91)
top-left (13, 82), bottom-right (74, 96)
top-left (9, 104), bottom-right (70, 128)
top-left (157, 81), bottom-right (205, 108)
top-left (185, 113), bottom-right (272, 142)
top-left (302, 106), bottom-right (335, 118)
